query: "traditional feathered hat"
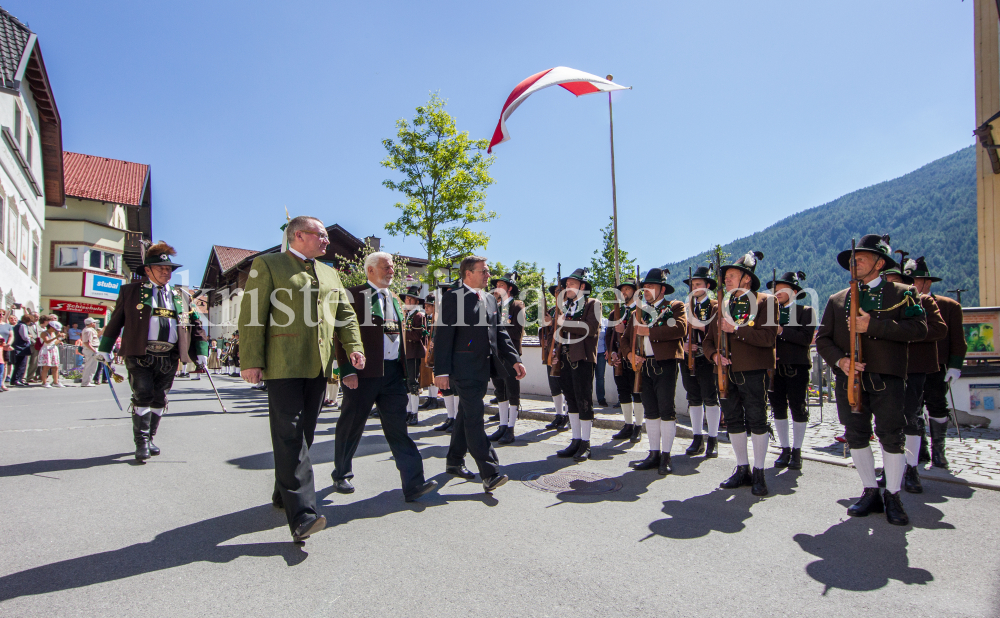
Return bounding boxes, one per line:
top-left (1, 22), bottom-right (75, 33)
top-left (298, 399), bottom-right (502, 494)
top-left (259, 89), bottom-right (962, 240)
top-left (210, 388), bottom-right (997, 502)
top-left (720, 251), bottom-right (765, 292)
top-left (140, 242), bottom-right (182, 275)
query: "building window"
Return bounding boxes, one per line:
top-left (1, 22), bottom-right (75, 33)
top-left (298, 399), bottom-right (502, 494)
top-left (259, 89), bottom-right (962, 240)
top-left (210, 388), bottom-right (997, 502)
top-left (5, 200), bottom-right (13, 255)
top-left (25, 130), bottom-right (32, 169)
top-left (103, 252), bottom-right (118, 272)
top-left (86, 248), bottom-right (121, 274)
top-left (88, 248), bottom-right (102, 269)
top-left (58, 246), bottom-right (78, 267)
top-left (0, 198), bottom-right (3, 252)
top-left (13, 105), bottom-right (20, 144)
top-left (31, 239), bottom-right (38, 280)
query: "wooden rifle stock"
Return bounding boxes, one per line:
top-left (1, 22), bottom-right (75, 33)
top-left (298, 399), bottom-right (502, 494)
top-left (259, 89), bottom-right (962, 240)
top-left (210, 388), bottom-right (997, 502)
top-left (716, 253), bottom-right (729, 399)
top-left (612, 292), bottom-right (623, 377)
top-left (848, 240), bottom-right (862, 412)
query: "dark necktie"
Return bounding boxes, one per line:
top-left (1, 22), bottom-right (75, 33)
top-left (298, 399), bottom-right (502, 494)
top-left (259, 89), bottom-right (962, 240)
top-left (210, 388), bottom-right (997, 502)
top-left (381, 292), bottom-right (398, 342)
top-left (157, 286), bottom-right (171, 342)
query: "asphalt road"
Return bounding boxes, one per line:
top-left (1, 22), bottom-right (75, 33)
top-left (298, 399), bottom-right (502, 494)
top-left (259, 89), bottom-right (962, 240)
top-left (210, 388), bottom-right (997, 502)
top-left (1, 376), bottom-right (998, 618)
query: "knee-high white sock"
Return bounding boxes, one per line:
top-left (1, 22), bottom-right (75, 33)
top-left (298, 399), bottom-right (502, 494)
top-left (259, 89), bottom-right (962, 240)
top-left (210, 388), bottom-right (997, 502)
top-left (507, 405), bottom-right (519, 428)
top-left (689, 405), bottom-right (705, 435)
top-left (930, 416), bottom-right (948, 424)
top-left (623, 402), bottom-right (634, 425)
top-left (408, 394), bottom-right (419, 414)
top-left (661, 420), bottom-right (676, 453)
top-left (751, 432), bottom-right (769, 469)
top-left (730, 431), bottom-right (750, 466)
top-left (633, 401), bottom-right (644, 426)
top-left (582, 420), bottom-right (592, 441)
top-left (498, 401), bottom-right (510, 426)
top-left (444, 395), bottom-right (457, 419)
top-left (428, 385), bottom-right (438, 398)
top-left (149, 407), bottom-right (164, 417)
top-left (775, 418), bottom-right (790, 449)
top-left (852, 446), bottom-right (877, 489)
top-left (646, 418), bottom-right (661, 451)
top-left (134, 406), bottom-right (151, 416)
top-left (792, 421), bottom-right (807, 449)
top-left (569, 413), bottom-right (581, 439)
top-left (552, 394), bottom-right (565, 415)
top-left (882, 448), bottom-right (906, 494)
top-left (904, 435), bottom-right (921, 467)
top-left (705, 406), bottom-right (721, 437)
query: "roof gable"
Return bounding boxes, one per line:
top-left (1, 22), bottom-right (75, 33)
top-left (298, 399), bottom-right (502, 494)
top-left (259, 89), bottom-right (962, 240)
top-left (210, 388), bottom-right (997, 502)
top-left (63, 151), bottom-right (150, 206)
top-left (0, 7), bottom-right (30, 88)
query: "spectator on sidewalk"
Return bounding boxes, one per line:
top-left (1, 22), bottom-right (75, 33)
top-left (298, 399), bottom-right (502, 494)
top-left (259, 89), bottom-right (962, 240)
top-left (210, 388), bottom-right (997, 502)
top-left (10, 313), bottom-right (35, 387)
top-left (25, 312), bottom-right (44, 383)
top-left (80, 318), bottom-right (101, 387)
top-left (38, 320), bottom-right (65, 388)
top-left (67, 323), bottom-right (82, 343)
top-left (0, 309), bottom-right (12, 391)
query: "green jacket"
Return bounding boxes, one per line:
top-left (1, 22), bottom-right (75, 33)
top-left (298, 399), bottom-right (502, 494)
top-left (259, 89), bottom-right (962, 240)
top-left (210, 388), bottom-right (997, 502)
top-left (238, 252), bottom-right (363, 380)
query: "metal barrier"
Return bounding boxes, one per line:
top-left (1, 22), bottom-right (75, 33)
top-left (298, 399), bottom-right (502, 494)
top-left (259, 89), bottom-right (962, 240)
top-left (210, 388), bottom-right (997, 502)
top-left (57, 344), bottom-right (82, 374)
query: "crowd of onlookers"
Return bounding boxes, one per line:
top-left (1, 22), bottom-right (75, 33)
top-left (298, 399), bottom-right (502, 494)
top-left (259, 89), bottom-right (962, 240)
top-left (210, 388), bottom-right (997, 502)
top-left (0, 308), bottom-right (119, 391)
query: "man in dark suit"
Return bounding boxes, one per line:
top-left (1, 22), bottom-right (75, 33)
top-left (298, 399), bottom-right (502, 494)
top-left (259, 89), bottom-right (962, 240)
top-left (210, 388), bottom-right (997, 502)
top-left (332, 252), bottom-right (438, 502)
top-left (434, 256), bottom-right (526, 492)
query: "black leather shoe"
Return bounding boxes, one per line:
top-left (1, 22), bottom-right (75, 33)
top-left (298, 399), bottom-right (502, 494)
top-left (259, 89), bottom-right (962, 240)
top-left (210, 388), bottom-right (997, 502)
top-left (419, 398), bottom-right (437, 410)
top-left (612, 402), bottom-right (622, 409)
top-left (597, 399), bottom-right (608, 407)
top-left (498, 426), bottom-right (515, 445)
top-left (434, 418), bottom-right (454, 432)
top-left (556, 439), bottom-right (582, 458)
top-left (788, 448), bottom-right (802, 470)
top-left (406, 412), bottom-right (419, 426)
top-left (332, 478), bottom-right (355, 494)
top-left (751, 467), bottom-right (768, 496)
top-left (630, 450), bottom-right (661, 470)
top-left (488, 413), bottom-right (500, 422)
top-left (903, 464), bottom-right (923, 494)
top-left (489, 397), bottom-right (498, 404)
top-left (629, 424), bottom-right (642, 443)
top-left (883, 489), bottom-right (909, 526)
top-left (774, 447), bottom-right (792, 468)
top-left (404, 480), bottom-right (439, 502)
top-left (704, 437), bottom-right (718, 458)
top-left (657, 453), bottom-right (672, 475)
top-left (611, 424), bottom-right (633, 440)
top-left (292, 514), bottom-right (326, 542)
top-left (488, 425), bottom-right (506, 441)
top-left (720, 464), bottom-right (752, 489)
top-left (685, 435), bottom-right (705, 456)
top-left (446, 420), bottom-right (455, 433)
top-left (483, 474), bottom-right (508, 492)
top-left (572, 440), bottom-right (591, 462)
top-left (545, 415), bottom-right (562, 429)
top-left (446, 465), bottom-right (475, 480)
top-left (847, 487), bottom-right (884, 517)
top-left (918, 435), bottom-right (931, 464)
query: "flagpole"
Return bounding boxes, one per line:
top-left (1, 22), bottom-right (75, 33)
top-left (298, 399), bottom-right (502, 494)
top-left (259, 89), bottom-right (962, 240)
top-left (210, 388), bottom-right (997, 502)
top-left (607, 75), bottom-right (621, 288)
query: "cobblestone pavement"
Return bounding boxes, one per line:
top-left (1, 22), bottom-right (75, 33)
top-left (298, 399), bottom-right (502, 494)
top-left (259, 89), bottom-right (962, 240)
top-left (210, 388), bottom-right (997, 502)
top-left (476, 395), bottom-right (1000, 490)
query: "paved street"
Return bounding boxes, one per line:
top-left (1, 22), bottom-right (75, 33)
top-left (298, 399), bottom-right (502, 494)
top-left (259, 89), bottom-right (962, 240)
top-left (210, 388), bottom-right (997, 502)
top-left (2, 376), bottom-right (999, 618)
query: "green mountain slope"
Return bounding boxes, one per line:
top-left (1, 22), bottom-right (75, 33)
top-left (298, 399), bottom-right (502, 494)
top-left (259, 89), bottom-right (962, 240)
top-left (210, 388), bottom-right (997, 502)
top-left (662, 145), bottom-right (979, 307)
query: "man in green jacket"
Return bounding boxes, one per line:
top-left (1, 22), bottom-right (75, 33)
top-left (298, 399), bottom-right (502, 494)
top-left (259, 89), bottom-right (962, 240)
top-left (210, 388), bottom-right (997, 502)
top-left (239, 216), bottom-right (365, 543)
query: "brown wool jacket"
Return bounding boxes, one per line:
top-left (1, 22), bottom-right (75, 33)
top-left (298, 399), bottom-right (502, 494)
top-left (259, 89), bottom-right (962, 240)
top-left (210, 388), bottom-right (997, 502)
top-left (702, 292), bottom-right (778, 373)
top-left (932, 293), bottom-right (967, 370)
top-left (622, 299), bottom-right (688, 361)
top-left (404, 309), bottom-right (427, 360)
top-left (684, 297), bottom-right (718, 358)
top-left (558, 297), bottom-right (602, 364)
top-left (907, 294), bottom-right (948, 374)
top-left (776, 304), bottom-right (816, 367)
top-left (499, 299), bottom-right (526, 354)
top-left (816, 282), bottom-right (928, 379)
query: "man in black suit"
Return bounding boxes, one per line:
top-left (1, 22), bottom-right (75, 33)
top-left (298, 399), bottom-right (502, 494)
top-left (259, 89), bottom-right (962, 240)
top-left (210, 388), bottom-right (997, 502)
top-left (434, 256), bottom-right (526, 492)
top-left (332, 252), bottom-right (438, 502)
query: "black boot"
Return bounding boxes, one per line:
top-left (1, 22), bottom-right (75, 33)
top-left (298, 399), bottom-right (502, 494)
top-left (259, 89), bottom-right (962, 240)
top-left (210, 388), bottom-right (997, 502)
top-left (774, 447), bottom-right (792, 468)
top-left (903, 464), bottom-right (923, 494)
top-left (498, 426), bottom-right (515, 445)
top-left (434, 418), bottom-right (454, 432)
top-left (611, 424), bottom-right (633, 440)
top-left (419, 397), bottom-right (437, 410)
top-left (918, 434), bottom-right (931, 464)
top-left (788, 448), bottom-right (802, 470)
top-left (629, 424), bottom-right (642, 443)
top-left (555, 415), bottom-right (570, 431)
top-left (556, 439), bottom-right (582, 458)
top-left (148, 413), bottom-right (161, 456)
top-left (572, 440), bottom-right (591, 462)
top-left (929, 420), bottom-right (949, 469)
top-left (751, 467), bottom-right (768, 496)
top-left (704, 436), bottom-right (718, 458)
top-left (657, 453), bottom-right (672, 475)
top-left (133, 413), bottom-right (151, 461)
top-left (685, 435), bottom-right (705, 456)
top-left (720, 464), bottom-right (752, 489)
top-left (847, 487), bottom-right (884, 517)
top-left (630, 450), bottom-right (660, 470)
top-left (545, 415), bottom-right (565, 430)
top-left (488, 425), bottom-right (507, 441)
top-left (882, 489), bottom-right (910, 526)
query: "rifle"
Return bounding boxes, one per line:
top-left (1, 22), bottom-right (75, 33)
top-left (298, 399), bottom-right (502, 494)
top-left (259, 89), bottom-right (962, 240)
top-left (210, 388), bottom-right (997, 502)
top-left (547, 263), bottom-right (563, 377)
top-left (767, 267), bottom-right (776, 393)
top-left (687, 266), bottom-right (696, 377)
top-left (631, 265), bottom-right (644, 392)
top-left (715, 250), bottom-right (729, 399)
top-left (612, 276), bottom-right (624, 377)
top-left (848, 239), bottom-right (863, 413)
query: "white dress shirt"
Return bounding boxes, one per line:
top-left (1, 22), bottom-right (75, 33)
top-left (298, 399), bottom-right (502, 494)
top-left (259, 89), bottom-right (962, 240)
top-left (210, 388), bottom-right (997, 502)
top-left (370, 282), bottom-right (400, 361)
top-left (644, 298), bottom-right (666, 357)
top-left (147, 283), bottom-right (179, 344)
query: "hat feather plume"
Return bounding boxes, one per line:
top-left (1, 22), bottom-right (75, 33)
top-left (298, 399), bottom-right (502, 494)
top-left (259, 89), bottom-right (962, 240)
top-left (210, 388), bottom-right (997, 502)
top-left (146, 242), bottom-right (177, 260)
top-left (796, 271), bottom-right (806, 281)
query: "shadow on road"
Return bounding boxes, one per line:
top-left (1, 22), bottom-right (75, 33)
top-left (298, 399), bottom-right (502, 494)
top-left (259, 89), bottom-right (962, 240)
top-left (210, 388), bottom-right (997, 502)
top-left (0, 453), bottom-right (134, 478)
top-left (0, 504), bottom-right (305, 602)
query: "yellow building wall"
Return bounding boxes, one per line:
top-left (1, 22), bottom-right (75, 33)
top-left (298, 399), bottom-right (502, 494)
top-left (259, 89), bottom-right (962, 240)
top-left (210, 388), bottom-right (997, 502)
top-left (976, 0), bottom-right (1000, 305)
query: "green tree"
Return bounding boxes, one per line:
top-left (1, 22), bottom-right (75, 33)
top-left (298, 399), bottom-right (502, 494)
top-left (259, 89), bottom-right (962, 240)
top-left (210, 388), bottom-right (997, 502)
top-left (382, 93), bottom-right (497, 282)
top-left (590, 215), bottom-right (637, 316)
top-left (333, 240), bottom-right (408, 297)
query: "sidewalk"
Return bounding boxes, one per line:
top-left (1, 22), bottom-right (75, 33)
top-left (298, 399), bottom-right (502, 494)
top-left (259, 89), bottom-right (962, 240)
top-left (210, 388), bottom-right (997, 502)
top-left (475, 394), bottom-right (1000, 491)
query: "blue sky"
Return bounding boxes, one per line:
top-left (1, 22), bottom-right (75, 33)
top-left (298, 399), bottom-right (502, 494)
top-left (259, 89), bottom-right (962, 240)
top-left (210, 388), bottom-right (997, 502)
top-left (7, 0), bottom-right (975, 283)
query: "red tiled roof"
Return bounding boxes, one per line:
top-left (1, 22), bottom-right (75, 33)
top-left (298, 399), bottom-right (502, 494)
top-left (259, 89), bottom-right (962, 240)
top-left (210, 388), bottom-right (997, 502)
top-left (63, 151), bottom-right (149, 206)
top-left (214, 245), bottom-right (258, 273)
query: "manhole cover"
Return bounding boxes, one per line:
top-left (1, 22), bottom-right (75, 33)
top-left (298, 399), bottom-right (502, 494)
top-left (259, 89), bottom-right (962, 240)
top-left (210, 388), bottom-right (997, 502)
top-left (521, 470), bottom-right (623, 495)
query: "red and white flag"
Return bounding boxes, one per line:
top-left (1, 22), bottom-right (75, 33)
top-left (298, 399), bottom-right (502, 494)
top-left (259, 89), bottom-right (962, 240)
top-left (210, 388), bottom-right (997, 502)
top-left (488, 67), bottom-right (630, 153)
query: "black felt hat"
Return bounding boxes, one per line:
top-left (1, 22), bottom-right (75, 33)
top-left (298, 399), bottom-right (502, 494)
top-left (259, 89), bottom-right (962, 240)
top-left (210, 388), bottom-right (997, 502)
top-left (881, 265), bottom-right (914, 285)
top-left (403, 285), bottom-right (423, 301)
top-left (490, 271), bottom-right (520, 298)
top-left (616, 278), bottom-right (640, 292)
top-left (766, 271), bottom-right (807, 293)
top-left (560, 267), bottom-right (592, 292)
top-left (719, 251), bottom-right (765, 292)
top-left (640, 268), bottom-right (675, 295)
top-left (903, 256), bottom-right (941, 283)
top-left (683, 265), bottom-right (717, 291)
top-left (837, 234), bottom-right (896, 271)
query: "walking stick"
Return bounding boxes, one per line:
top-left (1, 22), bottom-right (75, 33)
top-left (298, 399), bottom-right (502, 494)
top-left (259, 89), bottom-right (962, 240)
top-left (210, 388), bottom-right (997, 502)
top-left (200, 362), bottom-right (228, 413)
top-left (946, 382), bottom-right (964, 442)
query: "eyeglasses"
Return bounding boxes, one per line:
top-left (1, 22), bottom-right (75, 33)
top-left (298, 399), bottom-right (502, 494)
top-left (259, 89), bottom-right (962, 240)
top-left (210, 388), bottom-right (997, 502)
top-left (299, 230), bottom-right (330, 241)
top-left (471, 268), bottom-right (491, 275)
